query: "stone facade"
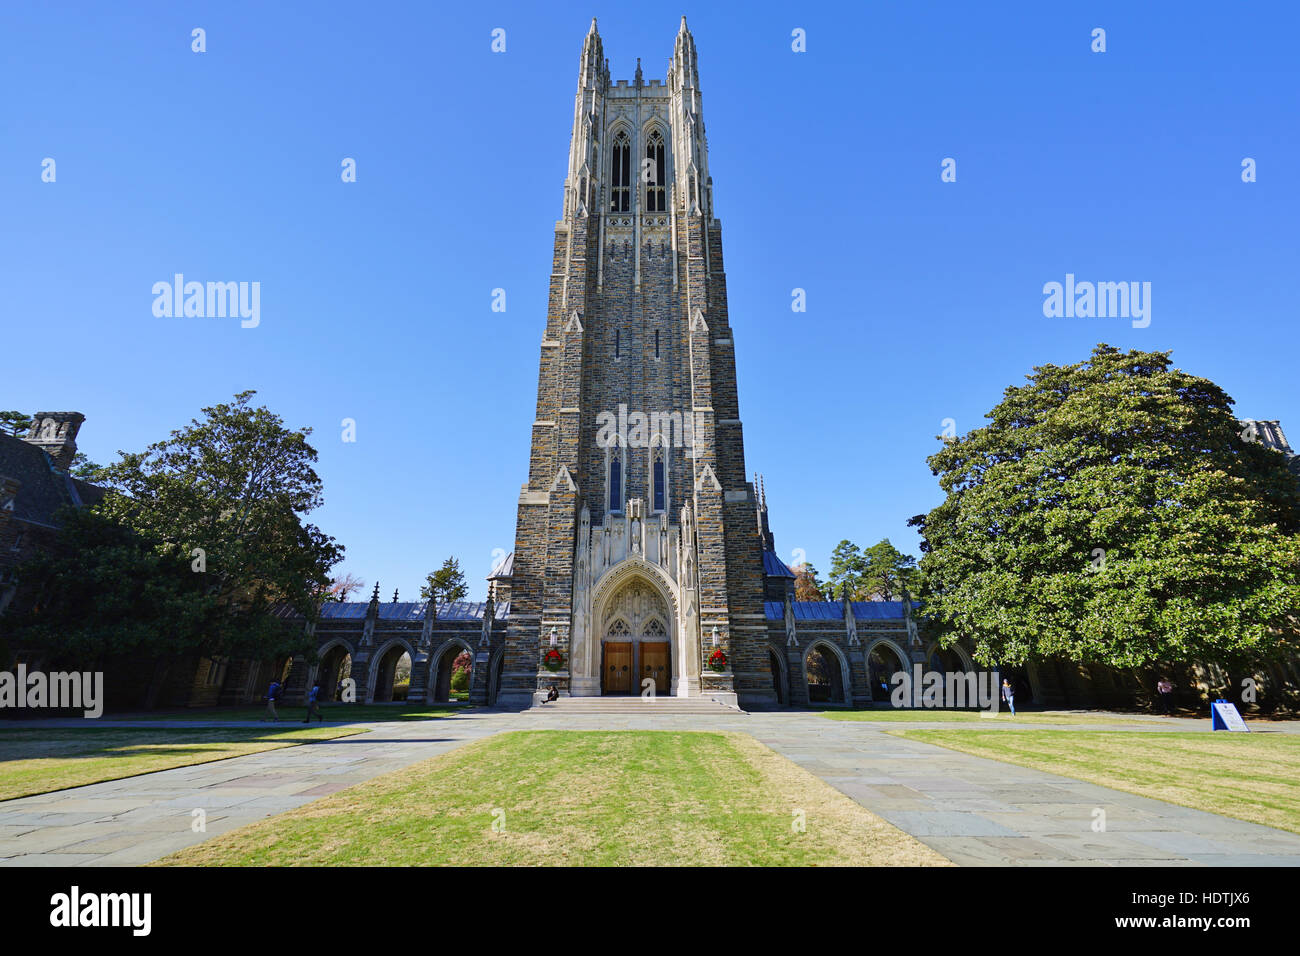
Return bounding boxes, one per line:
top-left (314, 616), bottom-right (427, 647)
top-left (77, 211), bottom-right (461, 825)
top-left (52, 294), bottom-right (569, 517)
top-left (494, 19), bottom-right (776, 708)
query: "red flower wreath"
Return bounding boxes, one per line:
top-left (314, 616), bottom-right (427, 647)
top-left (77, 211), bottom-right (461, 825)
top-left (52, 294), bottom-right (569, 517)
top-left (542, 648), bottom-right (564, 672)
top-left (707, 649), bottom-right (728, 672)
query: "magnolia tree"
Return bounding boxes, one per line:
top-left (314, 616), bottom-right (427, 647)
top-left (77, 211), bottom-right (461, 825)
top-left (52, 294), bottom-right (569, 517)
top-left (10, 392), bottom-right (343, 665)
top-left (911, 344), bottom-right (1300, 669)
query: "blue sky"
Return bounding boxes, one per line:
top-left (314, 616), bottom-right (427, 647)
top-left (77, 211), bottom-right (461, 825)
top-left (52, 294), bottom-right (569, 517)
top-left (4, 1), bottom-right (1298, 600)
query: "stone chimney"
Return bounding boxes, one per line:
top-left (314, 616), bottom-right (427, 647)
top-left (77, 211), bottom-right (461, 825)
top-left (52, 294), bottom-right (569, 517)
top-left (25, 412), bottom-right (85, 472)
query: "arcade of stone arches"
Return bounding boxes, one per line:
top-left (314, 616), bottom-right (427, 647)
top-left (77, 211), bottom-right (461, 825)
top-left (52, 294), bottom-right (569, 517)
top-left (310, 637), bottom-right (507, 706)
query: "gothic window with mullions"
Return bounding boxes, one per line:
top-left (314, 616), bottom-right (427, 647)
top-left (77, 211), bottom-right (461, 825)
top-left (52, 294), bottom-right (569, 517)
top-left (608, 447), bottom-right (623, 514)
top-left (651, 446), bottom-right (666, 513)
top-left (611, 130), bottom-right (631, 212)
top-left (645, 130), bottom-right (666, 211)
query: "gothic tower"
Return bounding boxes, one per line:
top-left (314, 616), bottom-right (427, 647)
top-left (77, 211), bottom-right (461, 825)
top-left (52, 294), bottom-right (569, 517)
top-left (496, 19), bottom-right (775, 708)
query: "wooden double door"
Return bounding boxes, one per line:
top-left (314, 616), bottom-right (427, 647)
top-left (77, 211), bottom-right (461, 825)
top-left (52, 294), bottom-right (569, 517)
top-left (602, 641), bottom-right (671, 695)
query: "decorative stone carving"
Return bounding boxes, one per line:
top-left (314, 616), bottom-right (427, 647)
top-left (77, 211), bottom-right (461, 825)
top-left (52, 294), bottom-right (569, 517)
top-left (903, 591), bottom-right (920, 647)
top-left (602, 579), bottom-right (668, 638)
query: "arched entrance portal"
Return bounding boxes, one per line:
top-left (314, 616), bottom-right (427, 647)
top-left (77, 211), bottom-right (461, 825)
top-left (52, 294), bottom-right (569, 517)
top-left (769, 648), bottom-right (787, 705)
top-left (867, 640), bottom-right (909, 702)
top-left (371, 642), bottom-right (412, 703)
top-left (600, 578), bottom-right (671, 696)
top-left (317, 643), bottom-right (352, 702)
top-left (805, 642), bottom-right (846, 704)
top-left (430, 641), bottom-right (472, 703)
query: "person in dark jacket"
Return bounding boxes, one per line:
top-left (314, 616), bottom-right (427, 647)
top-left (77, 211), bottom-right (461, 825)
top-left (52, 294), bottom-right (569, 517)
top-left (303, 682), bottom-right (324, 723)
top-left (263, 679), bottom-right (282, 722)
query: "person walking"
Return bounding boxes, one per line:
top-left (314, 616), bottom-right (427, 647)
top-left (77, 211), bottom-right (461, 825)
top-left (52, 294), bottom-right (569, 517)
top-left (1156, 677), bottom-right (1174, 716)
top-left (263, 678), bottom-right (282, 722)
top-left (303, 682), bottom-right (324, 723)
top-left (1001, 678), bottom-right (1016, 717)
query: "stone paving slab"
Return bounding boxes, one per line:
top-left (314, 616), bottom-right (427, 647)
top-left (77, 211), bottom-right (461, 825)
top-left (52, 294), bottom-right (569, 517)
top-left (0, 708), bottom-right (1298, 866)
top-left (0, 712), bottom-right (510, 866)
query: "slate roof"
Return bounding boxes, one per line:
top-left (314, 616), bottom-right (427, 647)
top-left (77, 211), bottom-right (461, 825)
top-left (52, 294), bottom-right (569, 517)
top-left (295, 600), bottom-right (510, 622)
top-left (487, 552), bottom-right (514, 579)
top-left (762, 600), bottom-right (918, 621)
top-left (762, 550), bottom-right (795, 578)
top-left (0, 433), bottom-right (104, 528)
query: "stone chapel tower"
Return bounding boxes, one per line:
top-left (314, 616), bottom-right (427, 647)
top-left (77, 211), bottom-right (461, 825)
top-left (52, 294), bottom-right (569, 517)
top-left (496, 19), bottom-right (775, 709)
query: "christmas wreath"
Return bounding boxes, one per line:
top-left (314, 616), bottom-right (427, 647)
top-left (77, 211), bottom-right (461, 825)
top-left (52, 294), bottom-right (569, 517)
top-left (542, 648), bottom-right (564, 672)
top-left (707, 648), bottom-right (728, 672)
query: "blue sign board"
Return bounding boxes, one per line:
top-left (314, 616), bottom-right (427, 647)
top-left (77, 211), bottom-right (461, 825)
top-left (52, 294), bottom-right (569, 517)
top-left (1211, 700), bottom-right (1249, 732)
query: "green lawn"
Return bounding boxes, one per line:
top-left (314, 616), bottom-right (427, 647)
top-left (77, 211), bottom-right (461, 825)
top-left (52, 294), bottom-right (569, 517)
top-left (0, 726), bottom-right (363, 801)
top-left (158, 730), bottom-right (952, 867)
top-left (821, 709), bottom-right (1164, 725)
top-left (106, 703), bottom-right (465, 722)
top-left (893, 728), bottom-right (1300, 834)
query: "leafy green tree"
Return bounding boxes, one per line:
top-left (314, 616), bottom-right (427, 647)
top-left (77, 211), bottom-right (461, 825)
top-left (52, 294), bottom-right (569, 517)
top-left (0, 411), bottom-right (33, 437)
top-left (5, 507), bottom-right (219, 666)
top-left (910, 344), bottom-right (1300, 669)
top-left (421, 556), bottom-right (468, 609)
top-left (827, 540), bottom-right (865, 600)
top-left (67, 391), bottom-right (343, 658)
top-left (860, 539), bottom-right (921, 601)
top-left (69, 452), bottom-right (105, 481)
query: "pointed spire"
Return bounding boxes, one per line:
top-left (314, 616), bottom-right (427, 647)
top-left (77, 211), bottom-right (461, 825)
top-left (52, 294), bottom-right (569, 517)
top-left (588, 17), bottom-right (598, 36)
top-left (679, 15), bottom-right (689, 34)
top-left (635, 56), bottom-right (643, 87)
top-left (370, 581), bottom-right (380, 602)
top-left (392, 588), bottom-right (399, 603)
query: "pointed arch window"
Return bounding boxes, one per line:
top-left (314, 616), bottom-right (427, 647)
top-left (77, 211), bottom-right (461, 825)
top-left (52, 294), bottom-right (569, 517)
top-left (650, 444), bottom-right (667, 514)
top-left (611, 130), bottom-right (631, 212)
top-left (645, 130), bottom-right (666, 211)
top-left (608, 448), bottom-right (623, 514)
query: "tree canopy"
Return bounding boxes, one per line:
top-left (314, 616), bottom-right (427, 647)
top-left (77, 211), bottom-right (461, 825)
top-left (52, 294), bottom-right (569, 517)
top-left (910, 344), bottom-right (1300, 669)
top-left (790, 562), bottom-right (825, 601)
top-left (9, 392), bottom-right (343, 662)
top-left (827, 539), bottom-right (921, 601)
top-left (421, 557), bottom-right (468, 608)
top-left (0, 411), bottom-right (33, 437)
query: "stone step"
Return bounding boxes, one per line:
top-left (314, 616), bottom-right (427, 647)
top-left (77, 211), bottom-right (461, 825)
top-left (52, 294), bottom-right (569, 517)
top-left (528, 696), bottom-right (742, 715)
